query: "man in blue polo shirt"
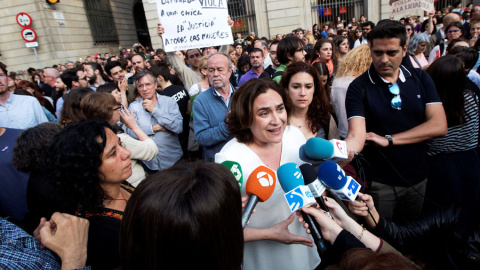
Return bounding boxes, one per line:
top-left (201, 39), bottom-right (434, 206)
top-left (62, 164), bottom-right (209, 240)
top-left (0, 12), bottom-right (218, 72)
top-left (345, 20), bottom-right (447, 222)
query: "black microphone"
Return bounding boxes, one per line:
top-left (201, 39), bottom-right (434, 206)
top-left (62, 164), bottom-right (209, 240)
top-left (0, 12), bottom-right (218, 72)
top-left (299, 163), bottom-right (333, 219)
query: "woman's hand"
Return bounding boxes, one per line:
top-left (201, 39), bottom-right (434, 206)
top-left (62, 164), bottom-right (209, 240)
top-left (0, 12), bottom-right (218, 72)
top-left (269, 214), bottom-right (314, 247)
top-left (300, 206), bottom-right (343, 244)
top-left (120, 108), bottom-right (139, 130)
top-left (348, 192), bottom-right (379, 228)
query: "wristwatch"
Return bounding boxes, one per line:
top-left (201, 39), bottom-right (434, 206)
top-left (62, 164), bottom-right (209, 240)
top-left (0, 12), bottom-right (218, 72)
top-left (385, 135), bottom-right (393, 147)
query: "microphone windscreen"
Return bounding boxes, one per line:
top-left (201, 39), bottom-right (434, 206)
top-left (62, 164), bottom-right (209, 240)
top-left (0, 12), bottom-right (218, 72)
top-left (221, 160), bottom-right (244, 189)
top-left (277, 163), bottom-right (304, 192)
top-left (245, 166), bottom-right (276, 202)
top-left (317, 160), bottom-right (347, 190)
top-left (305, 137), bottom-right (334, 160)
top-left (299, 163), bottom-right (317, 185)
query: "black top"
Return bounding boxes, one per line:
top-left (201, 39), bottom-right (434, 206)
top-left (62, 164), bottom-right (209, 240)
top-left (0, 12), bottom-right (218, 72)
top-left (160, 84), bottom-right (190, 154)
top-left (345, 64), bottom-right (441, 186)
top-left (83, 183), bottom-right (134, 270)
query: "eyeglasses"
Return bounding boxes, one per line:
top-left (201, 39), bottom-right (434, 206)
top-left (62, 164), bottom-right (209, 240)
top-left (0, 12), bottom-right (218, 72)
top-left (295, 48), bottom-right (305, 52)
top-left (389, 84), bottom-right (401, 110)
top-left (446, 29), bottom-right (461, 34)
top-left (355, 30), bottom-right (362, 33)
top-left (113, 105), bottom-right (123, 111)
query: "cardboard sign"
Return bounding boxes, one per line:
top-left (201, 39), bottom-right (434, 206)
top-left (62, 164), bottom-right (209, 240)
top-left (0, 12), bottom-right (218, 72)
top-left (391, 0), bottom-right (434, 16)
top-left (156, 0), bottom-right (232, 52)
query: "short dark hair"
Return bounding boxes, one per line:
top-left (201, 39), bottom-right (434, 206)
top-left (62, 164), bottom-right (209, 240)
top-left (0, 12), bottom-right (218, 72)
top-left (448, 46), bottom-right (478, 71)
top-left (59, 68), bottom-right (79, 90)
top-left (0, 61), bottom-right (7, 75)
top-left (361, 21), bottom-right (376, 29)
top-left (97, 82), bottom-right (119, 94)
top-left (12, 123), bottom-right (62, 172)
top-left (277, 36), bottom-right (304, 64)
top-left (120, 162), bottom-right (243, 270)
top-left (227, 78), bottom-right (291, 143)
top-left (367, 19), bottom-right (406, 47)
top-left (250, 47), bottom-right (264, 57)
top-left (155, 48), bottom-right (166, 56)
top-left (104, 61), bottom-right (122, 76)
top-left (148, 62), bottom-right (171, 82)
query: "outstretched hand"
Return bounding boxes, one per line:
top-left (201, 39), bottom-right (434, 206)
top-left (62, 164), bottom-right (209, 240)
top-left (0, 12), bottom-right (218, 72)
top-left (300, 206), bottom-right (343, 244)
top-left (270, 213), bottom-right (314, 247)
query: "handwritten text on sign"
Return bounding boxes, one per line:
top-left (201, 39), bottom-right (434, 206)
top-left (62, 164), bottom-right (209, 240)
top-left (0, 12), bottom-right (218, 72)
top-left (157, 0), bottom-right (232, 52)
top-left (391, 0), bottom-right (434, 16)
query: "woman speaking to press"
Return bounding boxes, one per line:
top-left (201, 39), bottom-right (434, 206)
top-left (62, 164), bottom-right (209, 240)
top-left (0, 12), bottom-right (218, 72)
top-left (215, 78), bottom-right (320, 270)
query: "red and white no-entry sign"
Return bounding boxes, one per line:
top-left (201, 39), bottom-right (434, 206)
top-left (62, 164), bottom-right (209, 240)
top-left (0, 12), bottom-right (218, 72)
top-left (21, 28), bottom-right (37, 42)
top-left (16, 12), bottom-right (32, 28)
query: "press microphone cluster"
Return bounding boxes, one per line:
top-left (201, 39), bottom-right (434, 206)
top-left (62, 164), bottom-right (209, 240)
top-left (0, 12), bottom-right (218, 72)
top-left (241, 166), bottom-right (276, 228)
top-left (277, 163), bottom-right (327, 254)
top-left (317, 160), bottom-right (361, 201)
top-left (300, 137), bottom-right (348, 163)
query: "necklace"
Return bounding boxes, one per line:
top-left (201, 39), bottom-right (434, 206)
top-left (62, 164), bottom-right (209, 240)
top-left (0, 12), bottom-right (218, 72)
top-left (290, 118), bottom-right (306, 128)
top-left (110, 189), bottom-right (128, 202)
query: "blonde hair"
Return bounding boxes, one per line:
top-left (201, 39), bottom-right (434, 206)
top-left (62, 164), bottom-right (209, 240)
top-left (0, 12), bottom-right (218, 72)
top-left (228, 45), bottom-right (237, 65)
top-left (198, 55), bottom-right (209, 79)
top-left (305, 34), bottom-right (315, 45)
top-left (335, 44), bottom-right (372, 78)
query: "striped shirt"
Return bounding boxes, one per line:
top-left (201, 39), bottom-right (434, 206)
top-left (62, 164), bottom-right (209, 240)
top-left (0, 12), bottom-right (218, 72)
top-left (427, 91), bottom-right (479, 155)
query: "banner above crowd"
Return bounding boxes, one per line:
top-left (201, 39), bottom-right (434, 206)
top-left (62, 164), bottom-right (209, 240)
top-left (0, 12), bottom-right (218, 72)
top-left (156, 0), bottom-right (232, 52)
top-left (391, 0), bottom-right (434, 16)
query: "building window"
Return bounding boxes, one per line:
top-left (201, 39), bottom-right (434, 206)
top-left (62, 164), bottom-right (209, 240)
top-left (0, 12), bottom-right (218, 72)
top-left (84, 0), bottom-right (119, 45)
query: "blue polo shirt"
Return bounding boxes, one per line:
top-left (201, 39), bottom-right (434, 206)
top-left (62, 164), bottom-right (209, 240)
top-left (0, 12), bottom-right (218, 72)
top-left (238, 69), bottom-right (261, 87)
top-left (346, 64), bottom-right (442, 186)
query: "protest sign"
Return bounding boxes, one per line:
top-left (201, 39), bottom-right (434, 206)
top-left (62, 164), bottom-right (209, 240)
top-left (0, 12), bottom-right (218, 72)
top-left (156, 0), bottom-right (232, 52)
top-left (391, 0), bottom-right (434, 16)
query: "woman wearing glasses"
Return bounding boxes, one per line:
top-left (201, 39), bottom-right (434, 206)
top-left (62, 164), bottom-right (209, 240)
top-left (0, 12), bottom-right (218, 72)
top-left (405, 23), bottom-right (415, 44)
top-left (428, 21), bottom-right (464, 64)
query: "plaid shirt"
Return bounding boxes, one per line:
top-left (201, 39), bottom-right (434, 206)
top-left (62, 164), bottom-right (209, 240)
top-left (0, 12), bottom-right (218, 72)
top-left (0, 217), bottom-right (90, 270)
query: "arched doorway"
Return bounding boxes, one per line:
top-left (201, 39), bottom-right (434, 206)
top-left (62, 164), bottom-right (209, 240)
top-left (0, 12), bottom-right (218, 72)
top-left (133, 1), bottom-right (152, 49)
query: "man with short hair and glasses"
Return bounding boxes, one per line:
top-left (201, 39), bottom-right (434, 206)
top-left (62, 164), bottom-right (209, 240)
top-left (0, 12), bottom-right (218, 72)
top-left (344, 20), bottom-right (447, 223)
top-left (354, 21), bottom-right (375, 48)
top-left (126, 70), bottom-right (183, 172)
top-left (41, 68), bottom-right (60, 99)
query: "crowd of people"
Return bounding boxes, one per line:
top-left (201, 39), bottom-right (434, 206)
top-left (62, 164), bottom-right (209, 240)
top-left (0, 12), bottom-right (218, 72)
top-left (1, 3), bottom-right (480, 269)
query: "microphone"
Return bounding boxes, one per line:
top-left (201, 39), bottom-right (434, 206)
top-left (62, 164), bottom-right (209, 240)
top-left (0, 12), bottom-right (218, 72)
top-left (299, 163), bottom-right (333, 219)
top-left (300, 137), bottom-right (348, 162)
top-left (221, 160), bottom-right (244, 189)
top-left (242, 166), bottom-right (276, 228)
top-left (277, 163), bottom-right (327, 254)
top-left (317, 160), bottom-right (361, 201)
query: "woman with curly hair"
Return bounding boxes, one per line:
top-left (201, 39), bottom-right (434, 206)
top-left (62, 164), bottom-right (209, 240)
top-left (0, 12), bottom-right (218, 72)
top-left (330, 44), bottom-right (372, 139)
top-left (44, 119), bottom-right (133, 269)
top-left (280, 62), bottom-right (338, 140)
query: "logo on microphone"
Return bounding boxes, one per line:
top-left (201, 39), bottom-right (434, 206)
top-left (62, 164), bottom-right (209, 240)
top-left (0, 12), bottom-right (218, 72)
top-left (257, 171), bottom-right (274, 187)
top-left (284, 186), bottom-right (316, 212)
top-left (335, 141), bottom-right (347, 156)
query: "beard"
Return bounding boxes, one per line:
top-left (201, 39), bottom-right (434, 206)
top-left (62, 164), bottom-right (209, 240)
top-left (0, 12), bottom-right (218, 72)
top-left (88, 74), bottom-right (97, 85)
